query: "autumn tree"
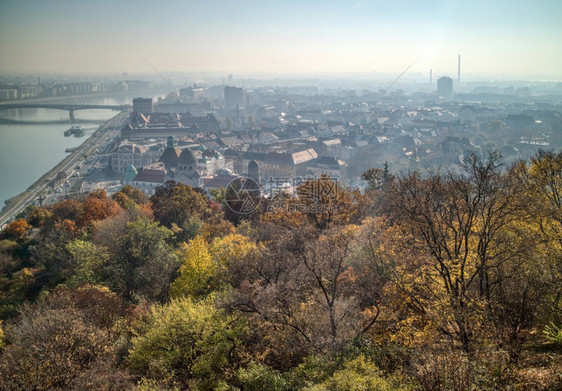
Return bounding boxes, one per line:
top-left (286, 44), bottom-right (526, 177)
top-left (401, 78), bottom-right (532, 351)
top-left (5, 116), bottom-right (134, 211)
top-left (0, 285), bottom-right (133, 390)
top-left (170, 236), bottom-right (214, 299)
top-left (362, 162), bottom-right (394, 193)
top-left (2, 219), bottom-right (31, 241)
top-left (227, 222), bottom-right (384, 366)
top-left (265, 176), bottom-right (366, 230)
top-left (112, 185), bottom-right (148, 210)
top-left (171, 233), bottom-right (258, 299)
top-left (381, 153), bottom-right (528, 352)
top-left (150, 181), bottom-right (212, 242)
top-left (199, 216), bottom-right (235, 242)
top-left (357, 216), bottom-right (444, 347)
top-left (47, 198), bottom-right (83, 225)
top-left (79, 189), bottom-right (121, 228)
top-left (511, 151), bottom-right (562, 330)
top-left (515, 150), bottom-right (562, 225)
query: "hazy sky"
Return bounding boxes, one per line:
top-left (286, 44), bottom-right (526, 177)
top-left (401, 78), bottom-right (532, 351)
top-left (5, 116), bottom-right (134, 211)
top-left (1, 0), bottom-right (561, 78)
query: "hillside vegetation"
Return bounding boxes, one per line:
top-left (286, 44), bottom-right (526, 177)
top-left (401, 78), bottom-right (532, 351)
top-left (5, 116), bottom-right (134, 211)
top-left (0, 151), bottom-right (560, 390)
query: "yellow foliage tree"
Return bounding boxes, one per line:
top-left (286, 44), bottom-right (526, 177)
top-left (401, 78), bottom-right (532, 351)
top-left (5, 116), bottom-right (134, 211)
top-left (170, 236), bottom-right (214, 299)
top-left (379, 154), bottom-right (526, 352)
top-left (171, 233), bottom-right (259, 299)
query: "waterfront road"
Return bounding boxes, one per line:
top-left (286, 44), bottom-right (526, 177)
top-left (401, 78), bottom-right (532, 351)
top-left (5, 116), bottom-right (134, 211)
top-left (0, 111), bottom-right (129, 229)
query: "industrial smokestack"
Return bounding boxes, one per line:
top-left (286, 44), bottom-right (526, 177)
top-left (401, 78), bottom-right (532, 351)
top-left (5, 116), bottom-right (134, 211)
top-left (457, 54), bottom-right (461, 84)
top-left (430, 69), bottom-right (432, 84)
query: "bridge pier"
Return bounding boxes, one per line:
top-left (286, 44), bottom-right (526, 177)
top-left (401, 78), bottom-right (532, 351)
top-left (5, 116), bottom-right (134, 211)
top-left (69, 109), bottom-right (75, 123)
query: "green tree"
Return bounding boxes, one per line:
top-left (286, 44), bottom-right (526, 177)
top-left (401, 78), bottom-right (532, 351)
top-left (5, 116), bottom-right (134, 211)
top-left (209, 187), bottom-right (226, 205)
top-left (30, 219), bottom-right (78, 289)
top-left (236, 362), bottom-right (288, 391)
top-left (26, 206), bottom-right (52, 228)
top-left (95, 216), bottom-right (178, 301)
top-left (0, 265), bottom-right (35, 320)
top-left (14, 204), bottom-right (36, 221)
top-left (112, 185), bottom-right (148, 210)
top-left (65, 239), bottom-right (109, 287)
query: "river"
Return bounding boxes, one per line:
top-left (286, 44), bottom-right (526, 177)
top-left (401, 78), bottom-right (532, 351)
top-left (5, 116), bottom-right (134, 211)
top-left (0, 92), bottom-right (166, 207)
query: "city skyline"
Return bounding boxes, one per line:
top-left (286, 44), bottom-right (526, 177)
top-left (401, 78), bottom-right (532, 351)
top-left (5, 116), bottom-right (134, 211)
top-left (1, 0), bottom-right (562, 79)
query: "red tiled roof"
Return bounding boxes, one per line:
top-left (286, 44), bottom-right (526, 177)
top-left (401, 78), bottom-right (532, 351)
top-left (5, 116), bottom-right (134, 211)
top-left (134, 169), bottom-right (166, 183)
top-left (203, 174), bottom-right (239, 188)
top-left (264, 148), bottom-right (317, 165)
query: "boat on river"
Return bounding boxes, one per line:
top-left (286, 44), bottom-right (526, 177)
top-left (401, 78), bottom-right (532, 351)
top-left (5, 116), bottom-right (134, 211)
top-left (64, 126), bottom-right (85, 137)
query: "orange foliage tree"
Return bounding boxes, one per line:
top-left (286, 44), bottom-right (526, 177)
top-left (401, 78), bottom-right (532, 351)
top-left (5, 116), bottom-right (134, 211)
top-left (79, 189), bottom-right (121, 227)
top-left (3, 218), bottom-right (31, 240)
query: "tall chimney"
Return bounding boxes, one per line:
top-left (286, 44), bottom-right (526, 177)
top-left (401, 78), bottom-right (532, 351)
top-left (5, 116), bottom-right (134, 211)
top-left (457, 54), bottom-right (461, 84)
top-left (430, 69), bottom-right (432, 84)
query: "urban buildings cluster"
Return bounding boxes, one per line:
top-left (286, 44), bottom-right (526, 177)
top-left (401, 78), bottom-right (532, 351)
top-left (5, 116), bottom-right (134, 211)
top-left (106, 79), bottom-right (562, 198)
top-left (1, 74), bottom-right (561, 216)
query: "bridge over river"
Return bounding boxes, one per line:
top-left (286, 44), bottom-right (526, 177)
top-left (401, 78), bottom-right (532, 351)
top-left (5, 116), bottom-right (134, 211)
top-left (0, 103), bottom-right (131, 122)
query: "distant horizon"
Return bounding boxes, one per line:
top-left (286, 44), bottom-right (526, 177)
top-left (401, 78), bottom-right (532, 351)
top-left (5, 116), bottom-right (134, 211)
top-left (2, 70), bottom-right (562, 85)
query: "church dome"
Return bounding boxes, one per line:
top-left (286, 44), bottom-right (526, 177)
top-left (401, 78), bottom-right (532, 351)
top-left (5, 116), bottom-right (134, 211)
top-left (178, 148), bottom-right (197, 166)
top-left (123, 164), bottom-right (138, 181)
top-left (159, 147), bottom-right (180, 167)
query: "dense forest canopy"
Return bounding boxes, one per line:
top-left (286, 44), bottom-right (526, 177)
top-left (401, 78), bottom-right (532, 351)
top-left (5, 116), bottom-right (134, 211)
top-left (0, 151), bottom-right (560, 390)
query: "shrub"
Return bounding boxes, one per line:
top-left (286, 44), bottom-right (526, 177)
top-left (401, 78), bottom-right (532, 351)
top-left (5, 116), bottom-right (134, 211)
top-left (128, 296), bottom-right (246, 390)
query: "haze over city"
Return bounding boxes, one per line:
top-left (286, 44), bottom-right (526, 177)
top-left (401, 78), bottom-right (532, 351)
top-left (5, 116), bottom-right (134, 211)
top-left (1, 0), bottom-right (562, 79)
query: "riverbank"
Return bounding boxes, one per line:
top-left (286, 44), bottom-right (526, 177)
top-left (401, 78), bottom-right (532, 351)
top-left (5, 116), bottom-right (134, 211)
top-left (0, 126), bottom-right (99, 221)
top-left (0, 112), bottom-right (128, 228)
